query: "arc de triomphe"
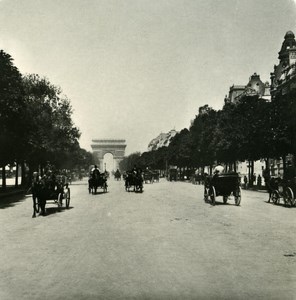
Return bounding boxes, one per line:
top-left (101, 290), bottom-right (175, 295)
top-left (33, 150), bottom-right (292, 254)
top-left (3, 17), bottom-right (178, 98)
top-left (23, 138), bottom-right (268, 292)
top-left (91, 139), bottom-right (127, 171)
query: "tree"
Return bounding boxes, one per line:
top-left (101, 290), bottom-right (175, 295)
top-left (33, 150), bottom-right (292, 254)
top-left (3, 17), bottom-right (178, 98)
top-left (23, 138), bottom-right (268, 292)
top-left (22, 74), bottom-right (80, 179)
top-left (0, 50), bottom-right (25, 189)
top-left (189, 105), bottom-right (218, 172)
top-left (271, 92), bottom-right (296, 176)
top-left (119, 152), bottom-right (141, 171)
top-left (167, 128), bottom-right (192, 168)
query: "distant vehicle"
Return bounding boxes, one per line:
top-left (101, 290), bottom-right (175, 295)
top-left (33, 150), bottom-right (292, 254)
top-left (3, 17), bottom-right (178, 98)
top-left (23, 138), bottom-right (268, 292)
top-left (168, 168), bottom-right (177, 181)
top-left (204, 172), bottom-right (241, 206)
top-left (125, 170), bottom-right (143, 193)
top-left (114, 169), bottom-right (121, 180)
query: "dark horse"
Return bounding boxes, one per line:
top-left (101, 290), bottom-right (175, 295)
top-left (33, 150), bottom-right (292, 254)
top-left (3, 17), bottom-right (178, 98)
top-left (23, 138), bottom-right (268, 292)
top-left (32, 181), bottom-right (54, 217)
top-left (32, 174), bottom-right (67, 217)
top-left (125, 171), bottom-right (143, 192)
top-left (32, 179), bottom-right (42, 218)
top-left (88, 173), bottom-right (108, 194)
top-left (114, 170), bottom-right (121, 181)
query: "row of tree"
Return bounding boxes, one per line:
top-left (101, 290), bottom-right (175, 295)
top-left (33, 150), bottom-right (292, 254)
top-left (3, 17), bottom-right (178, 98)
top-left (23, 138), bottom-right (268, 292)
top-left (120, 92), bottom-right (296, 182)
top-left (0, 50), bottom-right (93, 189)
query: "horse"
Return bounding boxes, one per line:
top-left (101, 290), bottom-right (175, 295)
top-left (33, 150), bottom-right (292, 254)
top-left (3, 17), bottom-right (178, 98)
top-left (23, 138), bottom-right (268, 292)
top-left (88, 173), bottom-right (108, 194)
top-left (114, 170), bottom-right (121, 181)
top-left (125, 171), bottom-right (143, 192)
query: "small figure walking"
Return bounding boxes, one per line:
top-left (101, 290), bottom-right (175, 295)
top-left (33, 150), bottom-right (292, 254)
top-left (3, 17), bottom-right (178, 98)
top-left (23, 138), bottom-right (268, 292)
top-left (257, 174), bottom-right (262, 188)
top-left (244, 175), bottom-right (248, 189)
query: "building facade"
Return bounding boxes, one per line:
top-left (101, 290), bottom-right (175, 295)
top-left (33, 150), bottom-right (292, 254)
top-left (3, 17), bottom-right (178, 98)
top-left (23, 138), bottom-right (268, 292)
top-left (269, 30), bottom-right (296, 177)
top-left (270, 31), bottom-right (296, 99)
top-left (225, 73), bottom-right (271, 104)
top-left (148, 129), bottom-right (177, 151)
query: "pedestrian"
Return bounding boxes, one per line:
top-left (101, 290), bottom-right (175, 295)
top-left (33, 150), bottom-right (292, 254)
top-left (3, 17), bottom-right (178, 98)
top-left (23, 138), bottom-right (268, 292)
top-left (252, 174), bottom-right (257, 185)
top-left (257, 175), bottom-right (262, 188)
top-left (244, 175), bottom-right (248, 189)
top-left (31, 172), bottom-right (40, 218)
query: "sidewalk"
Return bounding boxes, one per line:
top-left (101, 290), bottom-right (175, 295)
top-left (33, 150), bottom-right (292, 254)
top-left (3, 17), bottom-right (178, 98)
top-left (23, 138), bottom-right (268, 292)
top-left (0, 177), bottom-right (27, 199)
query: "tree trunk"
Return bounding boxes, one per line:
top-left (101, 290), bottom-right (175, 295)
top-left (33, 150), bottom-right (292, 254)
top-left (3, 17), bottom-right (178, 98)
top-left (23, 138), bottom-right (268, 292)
top-left (248, 161), bottom-right (251, 187)
top-left (21, 161), bottom-right (28, 187)
top-left (15, 162), bottom-right (19, 187)
top-left (282, 155), bottom-right (286, 179)
top-left (2, 165), bottom-right (6, 190)
top-left (265, 158), bottom-right (270, 172)
top-left (251, 161), bottom-right (254, 187)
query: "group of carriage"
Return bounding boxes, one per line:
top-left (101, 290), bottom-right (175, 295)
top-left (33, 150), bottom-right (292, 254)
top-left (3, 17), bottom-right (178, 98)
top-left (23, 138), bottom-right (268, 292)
top-left (32, 168), bottom-right (296, 219)
top-left (203, 171), bottom-right (296, 207)
top-left (30, 168), bottom-right (239, 216)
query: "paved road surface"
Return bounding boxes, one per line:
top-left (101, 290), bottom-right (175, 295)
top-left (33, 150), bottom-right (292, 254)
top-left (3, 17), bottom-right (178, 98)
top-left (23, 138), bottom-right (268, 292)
top-left (0, 178), bottom-right (295, 300)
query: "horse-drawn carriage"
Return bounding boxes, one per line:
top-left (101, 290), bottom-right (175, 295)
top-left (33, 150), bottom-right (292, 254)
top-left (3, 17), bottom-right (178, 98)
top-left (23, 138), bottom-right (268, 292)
top-left (143, 170), bottom-right (154, 184)
top-left (32, 174), bottom-right (70, 217)
top-left (168, 168), bottom-right (177, 181)
top-left (269, 177), bottom-right (295, 206)
top-left (88, 173), bottom-right (108, 194)
top-left (114, 170), bottom-right (121, 181)
top-left (143, 170), bottom-right (160, 184)
top-left (152, 171), bottom-right (160, 182)
top-left (204, 173), bottom-right (241, 206)
top-left (125, 171), bottom-right (143, 192)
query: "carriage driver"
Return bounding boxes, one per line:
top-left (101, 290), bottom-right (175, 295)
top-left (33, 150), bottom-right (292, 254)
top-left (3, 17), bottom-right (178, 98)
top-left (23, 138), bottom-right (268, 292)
top-left (213, 163), bottom-right (224, 175)
top-left (92, 165), bottom-right (101, 178)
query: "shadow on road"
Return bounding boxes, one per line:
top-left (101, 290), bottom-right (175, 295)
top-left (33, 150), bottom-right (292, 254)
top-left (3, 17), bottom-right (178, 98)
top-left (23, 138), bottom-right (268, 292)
top-left (204, 200), bottom-right (239, 207)
top-left (265, 201), bottom-right (295, 209)
top-left (89, 191), bottom-right (108, 196)
top-left (43, 206), bottom-right (74, 216)
top-left (0, 194), bottom-right (26, 209)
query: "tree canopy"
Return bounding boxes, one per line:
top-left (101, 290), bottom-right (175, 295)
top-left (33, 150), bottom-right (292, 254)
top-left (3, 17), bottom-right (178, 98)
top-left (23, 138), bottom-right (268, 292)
top-left (0, 50), bottom-right (93, 188)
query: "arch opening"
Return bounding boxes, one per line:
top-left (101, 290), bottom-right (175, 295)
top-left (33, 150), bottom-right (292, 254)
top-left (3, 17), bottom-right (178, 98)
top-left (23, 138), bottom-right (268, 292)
top-left (103, 153), bottom-right (114, 173)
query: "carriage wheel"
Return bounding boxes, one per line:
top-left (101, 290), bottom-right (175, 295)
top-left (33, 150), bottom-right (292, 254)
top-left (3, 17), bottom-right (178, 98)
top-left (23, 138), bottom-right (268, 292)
top-left (284, 187), bottom-right (294, 207)
top-left (209, 186), bottom-right (216, 206)
top-left (289, 189), bottom-right (296, 207)
top-left (57, 193), bottom-right (63, 208)
top-left (234, 187), bottom-right (241, 206)
top-left (65, 188), bottom-right (70, 208)
top-left (223, 196), bottom-right (228, 204)
top-left (271, 190), bottom-right (280, 205)
top-left (204, 187), bottom-right (209, 202)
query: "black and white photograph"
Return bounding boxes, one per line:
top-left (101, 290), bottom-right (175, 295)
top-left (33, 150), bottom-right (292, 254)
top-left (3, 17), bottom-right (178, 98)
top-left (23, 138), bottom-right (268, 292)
top-left (0, 1), bottom-right (296, 299)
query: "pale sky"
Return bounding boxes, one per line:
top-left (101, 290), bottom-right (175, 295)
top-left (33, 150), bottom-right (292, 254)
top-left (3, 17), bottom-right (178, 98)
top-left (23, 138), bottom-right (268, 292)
top-left (1, 0), bottom-right (296, 154)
